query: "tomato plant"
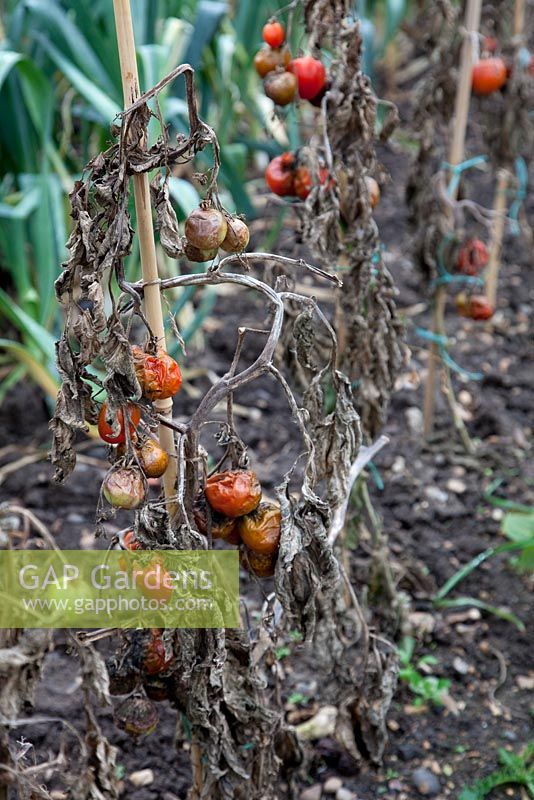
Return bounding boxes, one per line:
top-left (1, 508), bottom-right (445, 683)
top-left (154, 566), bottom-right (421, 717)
top-left (265, 153), bottom-right (296, 196)
top-left (103, 468), bottom-right (145, 509)
top-left (220, 218), bottom-right (250, 253)
top-left (254, 46), bottom-right (291, 78)
top-left (143, 630), bottom-right (175, 675)
top-left (135, 437), bottom-right (169, 478)
top-left (264, 70), bottom-right (297, 106)
top-left (456, 239), bottom-right (489, 275)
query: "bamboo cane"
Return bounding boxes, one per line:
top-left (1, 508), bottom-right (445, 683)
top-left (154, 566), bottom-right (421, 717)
top-left (112, 0), bottom-right (178, 514)
top-left (422, 0), bottom-right (482, 438)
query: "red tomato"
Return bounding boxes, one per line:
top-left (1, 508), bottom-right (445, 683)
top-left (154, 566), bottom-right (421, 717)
top-left (262, 19), bottom-right (285, 48)
top-left (472, 57), bottom-right (507, 95)
top-left (293, 166), bottom-right (330, 200)
top-left (265, 154), bottom-right (296, 196)
top-left (205, 470), bottom-right (262, 518)
top-left (123, 530), bottom-right (141, 551)
top-left (132, 347), bottom-right (182, 401)
top-left (455, 292), bottom-right (494, 320)
top-left (98, 403), bottom-right (141, 444)
top-left (144, 629), bottom-right (175, 675)
top-left (456, 239), bottom-right (489, 276)
top-left (288, 56), bottom-right (327, 100)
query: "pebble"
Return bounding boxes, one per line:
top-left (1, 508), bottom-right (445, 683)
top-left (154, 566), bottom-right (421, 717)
top-left (50, 793), bottom-right (67, 800)
top-left (446, 478), bottom-right (467, 494)
top-left (336, 789), bottom-right (355, 800)
top-left (129, 769), bottom-right (154, 788)
top-left (66, 512), bottom-right (85, 523)
top-left (300, 785), bottom-right (322, 800)
top-left (397, 742), bottom-right (421, 761)
top-left (406, 407), bottom-right (424, 435)
top-left (391, 455), bottom-right (406, 474)
top-left (324, 777), bottom-right (343, 794)
top-left (458, 390), bottom-right (472, 405)
top-left (424, 486), bottom-right (449, 504)
top-left (412, 768), bottom-right (441, 796)
top-left (452, 656), bottom-right (470, 675)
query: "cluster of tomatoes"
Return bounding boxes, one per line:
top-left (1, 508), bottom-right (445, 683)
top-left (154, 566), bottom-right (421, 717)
top-left (98, 347), bottom-right (182, 509)
top-left (195, 468), bottom-right (282, 578)
top-left (183, 202), bottom-right (249, 262)
top-left (453, 238), bottom-right (494, 320)
top-left (108, 628), bottom-right (177, 738)
top-left (254, 19), bottom-right (327, 107)
top-left (472, 35), bottom-right (534, 95)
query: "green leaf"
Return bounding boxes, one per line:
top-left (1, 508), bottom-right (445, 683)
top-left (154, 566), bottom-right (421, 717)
top-left (0, 50), bottom-right (23, 92)
top-left (502, 511), bottom-right (534, 543)
top-left (0, 288), bottom-right (57, 363)
top-left (168, 176), bottom-right (201, 217)
top-left (434, 597), bottom-right (525, 632)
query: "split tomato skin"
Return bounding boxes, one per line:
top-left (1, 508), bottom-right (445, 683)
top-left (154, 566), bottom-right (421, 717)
top-left (472, 57), bottom-right (507, 95)
top-left (98, 402), bottom-right (141, 444)
top-left (262, 19), bottom-right (285, 48)
top-left (288, 56), bottom-right (327, 100)
top-left (264, 70), bottom-right (297, 106)
top-left (254, 46), bottom-right (291, 79)
top-left (265, 154), bottom-right (295, 196)
top-left (103, 468), bottom-right (145, 509)
top-left (456, 238), bottom-right (489, 276)
top-left (132, 347), bottom-right (182, 401)
top-left (238, 502), bottom-right (281, 555)
top-left (205, 469), bottom-right (262, 518)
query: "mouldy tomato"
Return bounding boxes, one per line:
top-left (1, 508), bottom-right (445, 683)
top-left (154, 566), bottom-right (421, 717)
top-left (242, 547), bottom-right (277, 578)
top-left (472, 57), bottom-right (507, 95)
top-left (455, 292), bottom-right (494, 320)
top-left (98, 402), bottom-right (141, 444)
top-left (265, 153), bottom-right (295, 196)
top-left (185, 206), bottom-right (227, 250)
top-left (220, 218), bottom-right (250, 253)
top-left (103, 468), bottom-right (145, 509)
top-left (114, 695), bottom-right (158, 738)
top-left (254, 46), bottom-right (291, 79)
top-left (193, 494), bottom-right (240, 541)
top-left (143, 629), bottom-right (175, 676)
top-left (288, 56), bottom-right (327, 100)
top-left (264, 70), bottom-right (297, 106)
top-left (262, 19), bottom-right (285, 48)
top-left (205, 469), bottom-right (262, 518)
top-left (132, 346), bottom-right (182, 401)
top-left (365, 176), bottom-right (380, 209)
top-left (456, 238), bottom-right (489, 276)
top-left (135, 437), bottom-right (169, 478)
top-left (238, 502), bottom-right (281, 555)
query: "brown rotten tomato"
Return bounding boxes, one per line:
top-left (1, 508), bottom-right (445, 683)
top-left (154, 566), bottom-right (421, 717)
top-left (456, 238), bottom-right (489, 276)
top-left (254, 46), bottom-right (291, 79)
top-left (220, 217), bottom-right (250, 253)
top-left (455, 292), bottom-right (494, 320)
top-left (135, 437), bottom-right (169, 478)
top-left (193, 494), bottom-right (240, 541)
top-left (184, 240), bottom-right (219, 262)
top-left (242, 548), bottom-right (277, 578)
top-left (98, 402), bottom-right (140, 444)
top-left (265, 153), bottom-right (295, 196)
top-left (103, 468), bottom-right (145, 509)
top-left (114, 695), bottom-right (158, 738)
top-left (238, 502), bottom-right (281, 555)
top-left (132, 346), bottom-right (182, 401)
top-left (185, 206), bottom-right (227, 250)
top-left (264, 69), bottom-right (297, 106)
top-left (205, 469), bottom-right (262, 518)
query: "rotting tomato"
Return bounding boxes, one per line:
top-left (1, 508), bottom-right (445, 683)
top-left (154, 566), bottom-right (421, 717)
top-left (238, 502), bottom-right (281, 555)
top-left (293, 165), bottom-right (330, 200)
top-left (365, 176), bottom-right (380, 209)
top-left (220, 217), bottom-right (250, 253)
top-left (288, 56), bottom-right (327, 100)
top-left (455, 292), bottom-right (494, 320)
top-left (98, 402), bottom-right (141, 444)
top-left (122, 530), bottom-right (142, 550)
top-left (265, 153), bottom-right (295, 196)
top-left (456, 238), bottom-right (489, 276)
top-left (242, 547), bottom-right (277, 578)
top-left (472, 57), bottom-right (507, 95)
top-left (135, 437), bottom-right (169, 479)
top-left (143, 676), bottom-right (170, 702)
top-left (185, 206), bottom-right (228, 250)
top-left (114, 695), bottom-right (158, 738)
top-left (264, 70), bottom-right (297, 106)
top-left (106, 656), bottom-right (140, 695)
top-left (254, 46), bottom-right (291, 79)
top-left (135, 562), bottom-right (174, 603)
top-left (103, 468), bottom-right (145, 509)
top-left (184, 241), bottom-right (219, 263)
top-left (132, 346), bottom-right (182, 401)
top-left (143, 629), bottom-right (175, 676)
top-left (193, 494), bottom-right (240, 541)
top-left (262, 19), bottom-right (285, 48)
top-left (205, 469), bottom-right (262, 518)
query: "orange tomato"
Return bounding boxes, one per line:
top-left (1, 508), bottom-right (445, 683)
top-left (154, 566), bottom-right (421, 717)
top-left (136, 437), bottom-right (169, 478)
top-left (205, 470), bottom-right (262, 518)
top-left (262, 20), bottom-right (285, 48)
top-left (132, 347), bottom-right (182, 401)
top-left (242, 548), bottom-right (277, 578)
top-left (472, 57), bottom-right (507, 95)
top-left (238, 503), bottom-right (281, 555)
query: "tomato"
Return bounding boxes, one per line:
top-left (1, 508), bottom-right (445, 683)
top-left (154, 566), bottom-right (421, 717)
top-left (114, 696), bottom-right (158, 738)
top-left (98, 402), bottom-right (140, 444)
top-left (103, 468), bottom-right (145, 509)
top-left (144, 629), bottom-right (175, 676)
top-left (132, 347), bottom-right (182, 401)
top-left (288, 56), bottom-right (327, 100)
top-left (264, 70), bottom-right (297, 106)
top-left (365, 176), bottom-right (380, 209)
top-left (456, 238), bottom-right (489, 276)
top-left (238, 502), bottom-right (281, 555)
top-left (293, 165), bottom-right (330, 200)
top-left (135, 562), bottom-right (174, 603)
top-left (184, 241), bottom-right (219, 262)
top-left (122, 530), bottom-right (142, 551)
top-left (143, 676), bottom-right (170, 702)
top-left (242, 548), bottom-right (277, 578)
top-left (455, 292), bottom-right (494, 320)
top-left (472, 57), bottom-right (507, 95)
top-left (265, 154), bottom-right (295, 196)
top-left (135, 437), bottom-right (169, 478)
top-left (185, 206), bottom-right (227, 250)
top-left (254, 46), bottom-right (291, 78)
top-left (193, 494), bottom-right (240, 541)
top-left (106, 656), bottom-right (140, 696)
top-left (262, 19), bottom-right (285, 48)
top-left (205, 469), bottom-right (262, 518)
top-left (220, 218), bottom-right (250, 253)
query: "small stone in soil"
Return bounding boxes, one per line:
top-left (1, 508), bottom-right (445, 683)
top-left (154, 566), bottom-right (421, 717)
top-left (412, 768), bottom-right (441, 796)
top-left (405, 407), bottom-right (424, 434)
top-left (397, 743), bottom-right (421, 761)
top-left (452, 656), bottom-right (470, 675)
top-left (300, 785), bottom-right (322, 800)
top-left (424, 486), bottom-right (449, 504)
top-left (446, 478), bottom-right (467, 494)
top-left (129, 768), bottom-right (154, 787)
top-left (324, 777), bottom-right (343, 794)
top-left (336, 789), bottom-right (356, 800)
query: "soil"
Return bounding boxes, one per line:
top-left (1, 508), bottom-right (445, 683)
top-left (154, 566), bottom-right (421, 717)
top-left (0, 99), bottom-right (532, 800)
